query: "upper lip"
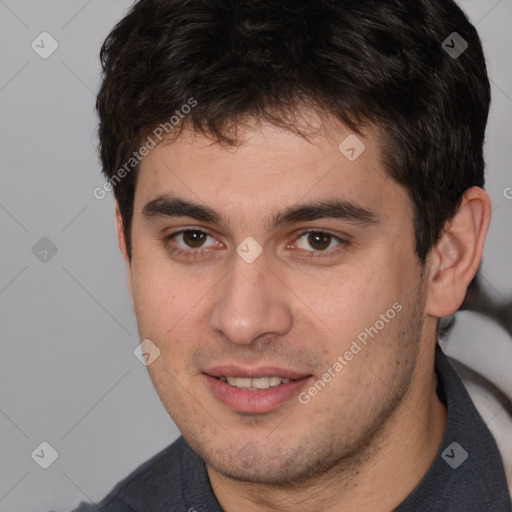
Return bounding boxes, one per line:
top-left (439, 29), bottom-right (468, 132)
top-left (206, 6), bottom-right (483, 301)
top-left (204, 365), bottom-right (312, 380)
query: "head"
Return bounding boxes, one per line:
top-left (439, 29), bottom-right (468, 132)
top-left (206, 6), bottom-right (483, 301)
top-left (96, 0), bottom-right (491, 486)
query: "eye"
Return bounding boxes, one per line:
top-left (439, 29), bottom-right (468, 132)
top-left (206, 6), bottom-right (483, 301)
top-left (163, 229), bottom-right (220, 258)
top-left (292, 230), bottom-right (345, 255)
top-left (173, 230), bottom-right (216, 249)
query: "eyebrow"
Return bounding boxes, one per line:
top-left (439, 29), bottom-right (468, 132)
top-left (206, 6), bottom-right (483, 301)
top-left (141, 195), bottom-right (378, 230)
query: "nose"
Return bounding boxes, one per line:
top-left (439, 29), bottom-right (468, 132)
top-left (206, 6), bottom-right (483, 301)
top-left (209, 250), bottom-right (293, 345)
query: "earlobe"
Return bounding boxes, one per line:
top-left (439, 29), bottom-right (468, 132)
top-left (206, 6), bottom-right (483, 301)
top-left (426, 187), bottom-right (491, 318)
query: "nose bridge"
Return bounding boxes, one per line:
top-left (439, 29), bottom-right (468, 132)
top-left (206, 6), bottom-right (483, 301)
top-left (209, 251), bottom-right (292, 344)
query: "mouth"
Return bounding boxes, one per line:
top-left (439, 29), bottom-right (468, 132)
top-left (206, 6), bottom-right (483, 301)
top-left (203, 366), bottom-right (313, 413)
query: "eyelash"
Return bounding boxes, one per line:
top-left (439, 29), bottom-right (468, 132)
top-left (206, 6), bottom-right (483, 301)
top-left (162, 228), bottom-right (347, 260)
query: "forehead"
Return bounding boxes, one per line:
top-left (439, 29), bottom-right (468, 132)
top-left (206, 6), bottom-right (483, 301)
top-left (134, 118), bottom-right (411, 228)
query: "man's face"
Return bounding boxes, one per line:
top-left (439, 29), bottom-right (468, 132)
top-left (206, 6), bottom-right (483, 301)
top-left (125, 116), bottom-right (431, 484)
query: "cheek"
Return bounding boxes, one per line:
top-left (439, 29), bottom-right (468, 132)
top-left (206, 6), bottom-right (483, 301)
top-left (133, 246), bottom-right (193, 305)
top-left (130, 258), bottom-right (219, 371)
top-left (130, 261), bottom-right (193, 341)
top-left (296, 264), bottom-right (401, 346)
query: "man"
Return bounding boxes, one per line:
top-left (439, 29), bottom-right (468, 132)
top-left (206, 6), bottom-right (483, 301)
top-left (74, 0), bottom-right (511, 510)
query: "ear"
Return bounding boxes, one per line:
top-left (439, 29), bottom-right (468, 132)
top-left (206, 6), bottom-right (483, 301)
top-left (425, 186), bottom-right (491, 318)
top-left (115, 203), bottom-right (135, 311)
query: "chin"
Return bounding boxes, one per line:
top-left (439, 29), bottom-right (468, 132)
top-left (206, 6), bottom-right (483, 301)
top-left (197, 435), bottom-right (343, 486)
top-left (209, 457), bottom-right (306, 485)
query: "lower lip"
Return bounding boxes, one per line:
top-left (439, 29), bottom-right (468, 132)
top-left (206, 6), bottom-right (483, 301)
top-left (204, 375), bottom-right (313, 414)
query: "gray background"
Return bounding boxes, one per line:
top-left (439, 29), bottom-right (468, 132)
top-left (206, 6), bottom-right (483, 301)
top-left (0, 1), bottom-right (510, 511)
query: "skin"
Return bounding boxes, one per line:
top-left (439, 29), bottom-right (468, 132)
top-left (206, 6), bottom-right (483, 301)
top-left (116, 112), bottom-right (491, 512)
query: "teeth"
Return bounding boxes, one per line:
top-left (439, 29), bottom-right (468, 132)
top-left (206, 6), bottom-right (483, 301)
top-left (269, 376), bottom-right (283, 386)
top-left (221, 376), bottom-right (292, 390)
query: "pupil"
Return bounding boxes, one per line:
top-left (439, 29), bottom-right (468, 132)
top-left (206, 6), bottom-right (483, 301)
top-left (308, 232), bottom-right (330, 251)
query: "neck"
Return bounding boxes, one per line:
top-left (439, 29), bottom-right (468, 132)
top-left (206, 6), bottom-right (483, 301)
top-left (207, 344), bottom-right (447, 512)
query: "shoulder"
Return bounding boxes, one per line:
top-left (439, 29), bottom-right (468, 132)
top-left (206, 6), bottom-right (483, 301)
top-left (70, 436), bottom-right (188, 512)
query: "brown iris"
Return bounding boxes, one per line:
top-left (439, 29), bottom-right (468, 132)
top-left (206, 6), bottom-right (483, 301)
top-left (182, 230), bottom-right (207, 248)
top-left (307, 232), bottom-right (331, 251)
